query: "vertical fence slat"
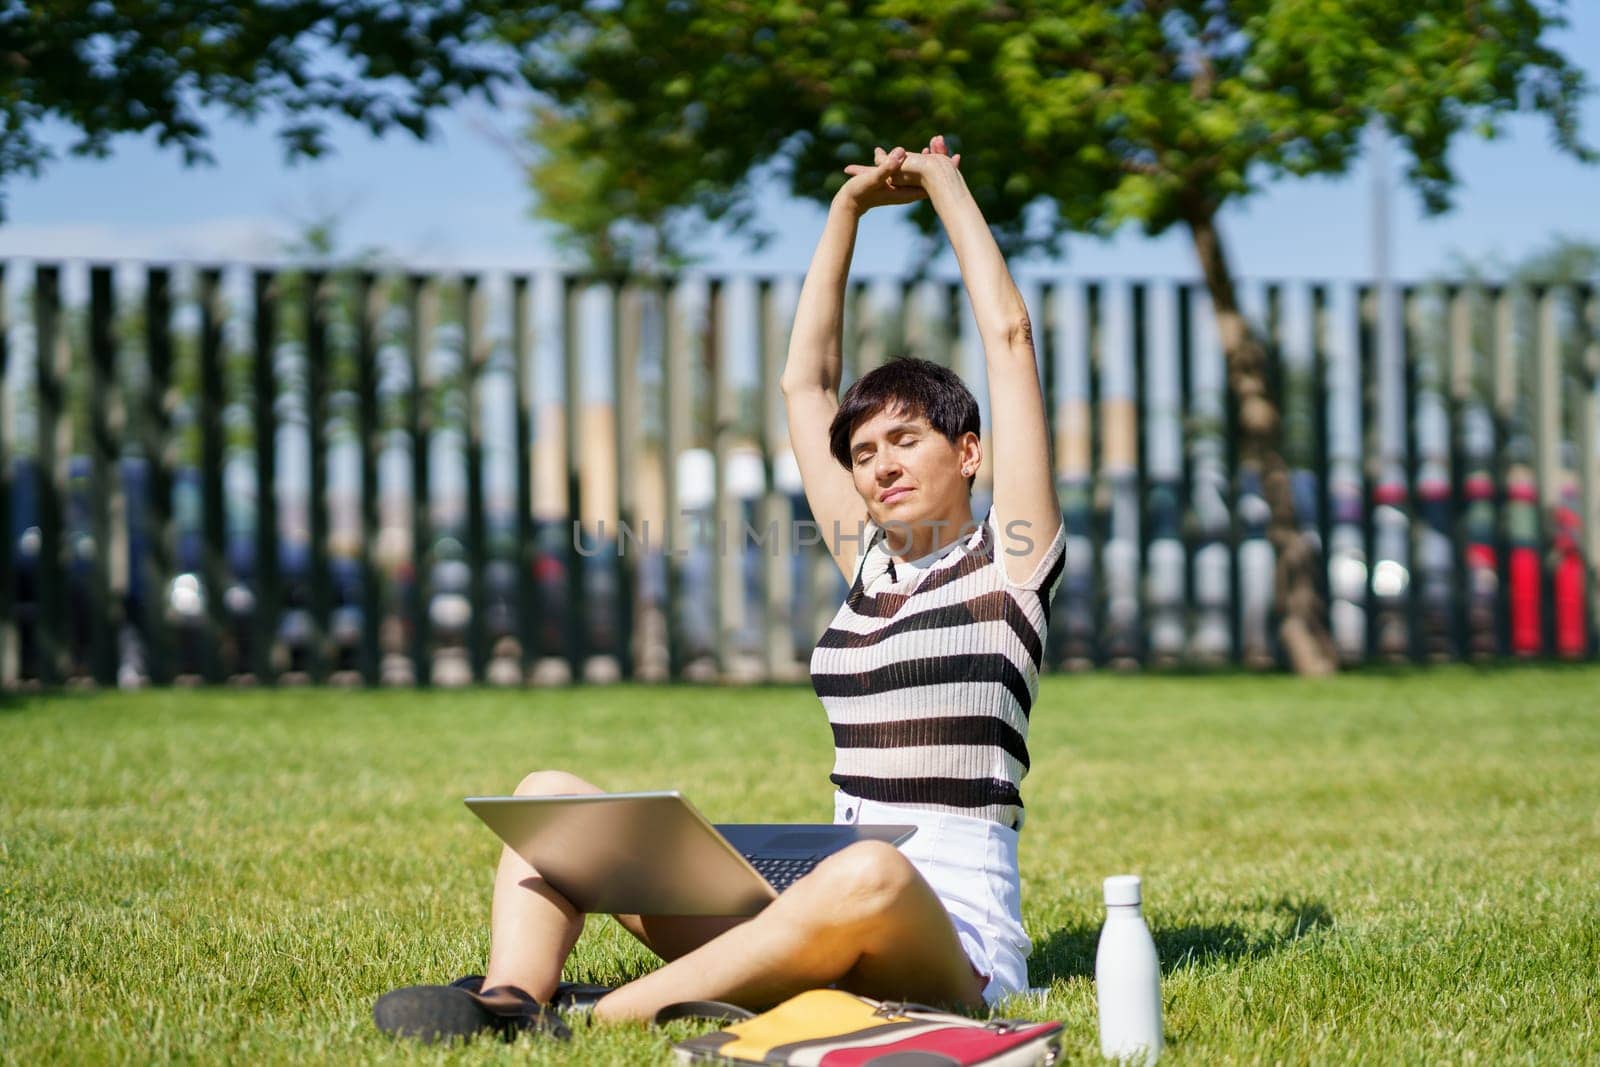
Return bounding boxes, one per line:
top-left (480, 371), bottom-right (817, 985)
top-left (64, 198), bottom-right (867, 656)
top-left (511, 275), bottom-right (538, 682)
top-left (614, 281), bottom-right (640, 680)
top-left (1485, 287), bottom-right (1512, 656)
top-left (1308, 285), bottom-right (1333, 634)
top-left (1547, 285), bottom-right (1588, 658)
top-left (1219, 289), bottom-right (1244, 667)
top-left (1535, 287), bottom-right (1567, 657)
top-left (1495, 286), bottom-right (1540, 656)
top-left (1086, 284), bottom-right (1108, 666)
top-left (1452, 286), bottom-right (1495, 658)
top-left (1177, 287), bottom-right (1197, 659)
top-left (104, 270), bottom-right (130, 685)
top-left (1579, 287), bottom-right (1600, 656)
top-left (406, 275), bottom-right (435, 687)
top-left (1222, 284), bottom-right (1246, 668)
top-left (1237, 282), bottom-right (1274, 667)
top-left (710, 279), bottom-right (742, 679)
top-left (197, 268), bottom-right (227, 683)
top-left (1568, 284), bottom-right (1596, 658)
top-left (1130, 282), bottom-right (1151, 668)
top-left (1324, 284), bottom-right (1366, 662)
top-left (841, 279), bottom-right (866, 385)
top-left (853, 279), bottom-right (888, 376)
top-left (662, 279), bottom-right (693, 680)
top-left (1267, 280), bottom-right (1290, 667)
top-left (758, 278), bottom-right (795, 680)
top-left (1100, 280), bottom-right (1140, 666)
top-left (1050, 281), bottom-right (1093, 668)
top-left (252, 271), bottom-right (280, 685)
top-left (1186, 285), bottom-right (1233, 663)
top-left (1144, 283), bottom-right (1185, 665)
top-left (1370, 271), bottom-right (1411, 661)
top-left (34, 265), bottom-right (66, 685)
top-left (904, 280), bottom-right (949, 368)
top-left (87, 266), bottom-right (119, 686)
top-left (562, 278), bottom-right (587, 680)
top-left (1461, 285), bottom-right (1492, 657)
top-left (1356, 285), bottom-right (1378, 662)
top-left (1281, 283), bottom-right (1328, 641)
top-left (461, 275), bottom-right (489, 684)
top-left (1410, 286), bottom-right (1456, 661)
top-left (304, 271), bottom-right (331, 683)
top-left (141, 269), bottom-right (175, 684)
top-left (354, 272), bottom-right (382, 686)
top-left (1399, 286), bottom-right (1424, 662)
top-left (0, 265), bottom-right (11, 686)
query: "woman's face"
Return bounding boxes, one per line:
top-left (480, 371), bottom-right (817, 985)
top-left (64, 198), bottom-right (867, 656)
top-left (847, 405), bottom-right (980, 535)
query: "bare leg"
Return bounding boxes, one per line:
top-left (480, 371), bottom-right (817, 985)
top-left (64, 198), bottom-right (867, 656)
top-left (479, 770), bottom-right (597, 1001)
top-left (478, 770), bottom-right (748, 1002)
top-left (612, 913), bottom-right (750, 963)
top-left (591, 840), bottom-right (985, 1022)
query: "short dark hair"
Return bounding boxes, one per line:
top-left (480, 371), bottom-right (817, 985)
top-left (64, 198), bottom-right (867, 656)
top-left (828, 356), bottom-right (980, 488)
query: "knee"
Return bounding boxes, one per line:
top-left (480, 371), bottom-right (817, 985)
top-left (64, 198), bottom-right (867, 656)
top-left (806, 841), bottom-right (918, 918)
top-left (512, 769), bottom-right (597, 797)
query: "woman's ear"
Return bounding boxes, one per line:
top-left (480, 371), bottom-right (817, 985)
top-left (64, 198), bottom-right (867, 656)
top-left (959, 432), bottom-right (982, 480)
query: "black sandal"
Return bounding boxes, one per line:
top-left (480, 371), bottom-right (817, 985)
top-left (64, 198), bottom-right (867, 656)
top-left (373, 978), bottom-right (572, 1044)
top-left (551, 982), bottom-right (616, 1015)
top-left (450, 975), bottom-right (616, 1014)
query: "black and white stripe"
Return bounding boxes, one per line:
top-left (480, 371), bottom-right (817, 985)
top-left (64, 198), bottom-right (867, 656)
top-left (810, 506), bottom-right (1067, 826)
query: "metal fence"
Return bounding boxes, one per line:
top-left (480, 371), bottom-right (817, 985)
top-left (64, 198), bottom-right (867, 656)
top-left (1, 260), bottom-right (1596, 688)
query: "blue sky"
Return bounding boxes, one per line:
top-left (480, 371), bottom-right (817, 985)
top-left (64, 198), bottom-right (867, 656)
top-left (1, 8), bottom-right (1596, 283)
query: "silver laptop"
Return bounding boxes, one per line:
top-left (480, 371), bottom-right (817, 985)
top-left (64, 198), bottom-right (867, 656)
top-left (465, 791), bottom-right (916, 916)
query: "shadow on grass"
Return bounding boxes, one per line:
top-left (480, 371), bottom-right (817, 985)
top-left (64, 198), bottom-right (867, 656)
top-left (0, 686), bottom-right (126, 713)
top-left (1030, 897), bottom-right (1333, 985)
top-left (0, 688), bottom-right (36, 713)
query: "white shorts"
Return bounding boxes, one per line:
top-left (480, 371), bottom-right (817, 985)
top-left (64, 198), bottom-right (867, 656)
top-left (832, 791), bottom-right (1032, 1007)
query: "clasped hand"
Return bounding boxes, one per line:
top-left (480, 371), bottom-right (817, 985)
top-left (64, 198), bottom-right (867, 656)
top-left (837, 134), bottom-right (963, 214)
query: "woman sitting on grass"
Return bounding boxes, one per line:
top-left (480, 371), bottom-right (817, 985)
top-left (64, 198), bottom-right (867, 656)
top-left (374, 134), bottom-right (1066, 1043)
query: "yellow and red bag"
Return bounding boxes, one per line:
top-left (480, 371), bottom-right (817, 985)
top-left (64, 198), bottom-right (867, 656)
top-left (671, 989), bottom-right (1062, 1066)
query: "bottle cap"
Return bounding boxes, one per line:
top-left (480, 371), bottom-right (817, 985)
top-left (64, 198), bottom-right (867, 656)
top-left (1103, 874), bottom-right (1142, 907)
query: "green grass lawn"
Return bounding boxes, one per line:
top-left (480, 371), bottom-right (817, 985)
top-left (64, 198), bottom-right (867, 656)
top-left (2, 667), bottom-right (1597, 1064)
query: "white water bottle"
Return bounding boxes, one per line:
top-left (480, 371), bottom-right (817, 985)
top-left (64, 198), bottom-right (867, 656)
top-left (1095, 874), bottom-right (1163, 1063)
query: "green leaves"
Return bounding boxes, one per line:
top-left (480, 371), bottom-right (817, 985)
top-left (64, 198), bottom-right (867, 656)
top-left (14, 0), bottom-right (1585, 260)
top-left (515, 0), bottom-right (1592, 264)
top-left (0, 0), bottom-right (518, 221)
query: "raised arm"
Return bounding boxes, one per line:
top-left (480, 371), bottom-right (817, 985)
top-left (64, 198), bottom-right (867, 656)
top-left (886, 139), bottom-right (1062, 585)
top-left (781, 146), bottom-right (921, 582)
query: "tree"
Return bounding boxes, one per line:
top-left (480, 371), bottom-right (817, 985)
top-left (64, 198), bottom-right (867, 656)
top-left (0, 1), bottom-right (516, 219)
top-left (508, 0), bottom-right (1594, 675)
top-left (1451, 235), bottom-right (1600, 286)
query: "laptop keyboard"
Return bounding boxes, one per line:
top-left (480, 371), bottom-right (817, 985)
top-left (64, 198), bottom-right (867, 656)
top-left (745, 855), bottom-right (820, 893)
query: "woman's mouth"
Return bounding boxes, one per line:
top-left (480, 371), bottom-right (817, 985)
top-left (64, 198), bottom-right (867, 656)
top-left (880, 487), bottom-right (913, 504)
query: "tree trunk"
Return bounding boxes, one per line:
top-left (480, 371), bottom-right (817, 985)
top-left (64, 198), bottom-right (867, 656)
top-left (1185, 205), bottom-right (1339, 676)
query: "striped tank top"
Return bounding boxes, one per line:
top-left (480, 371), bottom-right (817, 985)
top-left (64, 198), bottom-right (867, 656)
top-left (810, 504), bottom-right (1067, 827)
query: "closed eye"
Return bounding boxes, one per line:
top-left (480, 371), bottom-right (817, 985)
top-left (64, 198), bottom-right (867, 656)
top-left (855, 434), bottom-right (917, 464)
